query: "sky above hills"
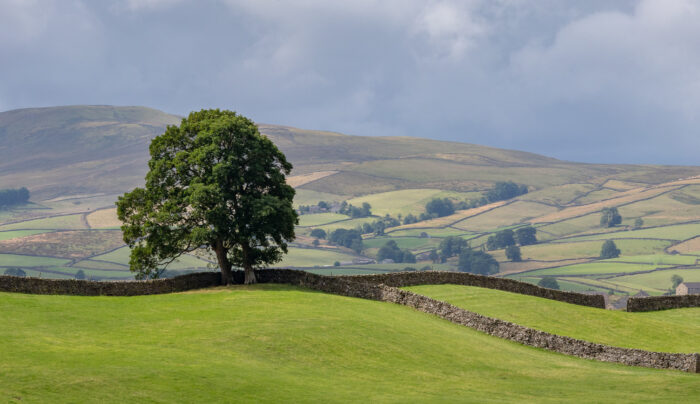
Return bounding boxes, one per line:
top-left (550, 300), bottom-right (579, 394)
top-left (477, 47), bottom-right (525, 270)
top-left (2, 0), bottom-right (699, 165)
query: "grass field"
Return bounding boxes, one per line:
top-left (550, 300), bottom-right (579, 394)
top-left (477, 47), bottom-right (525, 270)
top-left (345, 189), bottom-right (478, 217)
top-left (518, 239), bottom-right (670, 261)
top-left (453, 201), bottom-right (558, 231)
top-left (275, 247), bottom-right (359, 267)
top-left (0, 230), bottom-right (124, 259)
top-left (567, 222), bottom-right (700, 242)
top-left (519, 262), bottom-right (670, 277)
top-left (405, 284), bottom-right (700, 353)
top-left (606, 268), bottom-right (700, 291)
top-left (0, 214), bottom-right (87, 231)
top-left (90, 247), bottom-right (211, 270)
top-left (362, 236), bottom-right (440, 251)
top-left (385, 227), bottom-right (472, 238)
top-left (298, 213), bottom-right (350, 227)
top-left (1, 285), bottom-right (698, 403)
top-left (0, 253), bottom-right (71, 267)
top-left (293, 189), bottom-right (346, 207)
top-left (85, 208), bottom-right (122, 229)
top-left (608, 254), bottom-right (698, 266)
top-left (0, 230), bottom-right (50, 241)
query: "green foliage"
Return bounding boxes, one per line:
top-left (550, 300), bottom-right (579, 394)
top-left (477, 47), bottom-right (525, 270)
top-left (458, 249), bottom-right (499, 275)
top-left (116, 109), bottom-right (297, 284)
top-left (671, 274), bottom-right (684, 290)
top-left (505, 245), bottom-right (522, 262)
top-left (429, 249), bottom-right (440, 263)
top-left (537, 277), bottom-right (560, 290)
top-left (485, 181), bottom-right (528, 203)
top-left (328, 228), bottom-right (363, 253)
top-left (74, 269), bottom-right (86, 280)
top-left (438, 236), bottom-right (468, 261)
top-left (634, 217), bottom-right (644, 228)
top-left (425, 198), bottom-right (455, 218)
top-left (514, 226), bottom-right (537, 246)
top-left (402, 213), bottom-right (418, 225)
top-left (310, 228), bottom-right (327, 239)
top-left (600, 207), bottom-right (622, 228)
top-left (333, 261), bottom-right (340, 267)
top-left (339, 201), bottom-right (372, 218)
top-left (3, 267), bottom-right (26, 277)
top-left (600, 240), bottom-right (621, 259)
top-left (376, 240), bottom-right (415, 263)
top-left (0, 187), bottom-right (30, 208)
top-left (486, 229), bottom-right (515, 250)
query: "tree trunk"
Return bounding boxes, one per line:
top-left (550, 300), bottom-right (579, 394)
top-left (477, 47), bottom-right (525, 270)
top-left (213, 240), bottom-right (232, 285)
top-left (244, 264), bottom-right (256, 284)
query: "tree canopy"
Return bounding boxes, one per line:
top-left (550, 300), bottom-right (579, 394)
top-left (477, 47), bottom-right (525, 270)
top-left (486, 229), bottom-right (515, 250)
top-left (514, 226), bottom-right (537, 246)
top-left (425, 198), bottom-right (455, 218)
top-left (376, 240), bottom-right (415, 263)
top-left (458, 249), bottom-right (499, 275)
top-left (538, 277), bottom-right (560, 290)
top-left (116, 109), bottom-right (297, 284)
top-left (600, 240), bottom-right (621, 259)
top-left (0, 187), bottom-right (30, 209)
top-left (600, 207), bottom-right (622, 228)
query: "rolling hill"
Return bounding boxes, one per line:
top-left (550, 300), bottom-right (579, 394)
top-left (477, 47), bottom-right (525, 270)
top-left (1, 285), bottom-right (697, 402)
top-left (2, 105), bottom-right (700, 199)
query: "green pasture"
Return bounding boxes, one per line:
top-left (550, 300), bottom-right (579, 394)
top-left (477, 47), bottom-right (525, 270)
top-left (1, 285), bottom-right (698, 403)
top-left (519, 239), bottom-right (670, 261)
top-left (557, 277), bottom-right (654, 295)
top-left (606, 268), bottom-right (700, 292)
top-left (345, 189), bottom-right (478, 217)
top-left (275, 247), bottom-right (359, 268)
top-left (0, 253), bottom-right (71, 268)
top-left (0, 214), bottom-right (87, 231)
top-left (574, 188), bottom-right (622, 205)
top-left (520, 183), bottom-right (596, 206)
top-left (385, 227), bottom-right (472, 238)
top-left (405, 284), bottom-right (700, 353)
top-left (608, 254), bottom-right (698, 266)
top-left (73, 259), bottom-right (129, 271)
top-left (303, 267), bottom-right (396, 276)
top-left (619, 193), bottom-right (700, 227)
top-left (298, 213), bottom-right (350, 227)
top-left (0, 230), bottom-right (50, 241)
top-left (293, 189), bottom-right (346, 207)
top-left (569, 222), bottom-right (700, 242)
top-left (520, 262), bottom-right (669, 277)
top-left (453, 201), bottom-right (557, 232)
top-left (91, 247), bottom-right (211, 270)
top-left (537, 213), bottom-right (606, 239)
top-left (313, 217), bottom-right (378, 233)
top-left (512, 276), bottom-right (609, 293)
top-left (15, 268), bottom-right (75, 279)
top-left (362, 236), bottom-right (440, 251)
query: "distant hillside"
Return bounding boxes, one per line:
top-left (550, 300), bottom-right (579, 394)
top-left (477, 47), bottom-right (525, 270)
top-left (1, 105), bottom-right (699, 199)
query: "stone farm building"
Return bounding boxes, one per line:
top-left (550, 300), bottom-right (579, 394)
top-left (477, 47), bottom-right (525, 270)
top-left (676, 282), bottom-right (700, 295)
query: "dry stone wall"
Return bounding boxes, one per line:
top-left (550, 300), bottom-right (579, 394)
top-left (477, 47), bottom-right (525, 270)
top-left (0, 272), bottom-right (221, 296)
top-left (333, 271), bottom-right (606, 308)
top-left (627, 294), bottom-right (700, 312)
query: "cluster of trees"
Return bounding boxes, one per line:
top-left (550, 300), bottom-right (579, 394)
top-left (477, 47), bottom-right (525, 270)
top-left (485, 226), bottom-right (537, 262)
top-left (424, 198), bottom-right (455, 218)
top-left (538, 277), bottom-right (560, 290)
top-left (458, 249), bottom-right (500, 275)
top-left (600, 240), bottom-right (620, 259)
top-left (339, 201), bottom-right (372, 218)
top-left (376, 240), bottom-right (416, 263)
top-left (462, 181), bottom-right (529, 210)
top-left (328, 228), bottom-right (363, 253)
top-left (3, 268), bottom-right (26, 277)
top-left (361, 215), bottom-right (401, 235)
top-left (0, 187), bottom-right (30, 208)
top-left (298, 200), bottom-right (332, 214)
top-left (600, 207), bottom-right (622, 227)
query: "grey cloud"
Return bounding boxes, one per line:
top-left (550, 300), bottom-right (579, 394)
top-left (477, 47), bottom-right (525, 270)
top-left (0, 0), bottom-right (697, 164)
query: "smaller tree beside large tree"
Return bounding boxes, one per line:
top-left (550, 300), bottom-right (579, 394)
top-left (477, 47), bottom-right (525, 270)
top-left (600, 207), bottom-right (622, 228)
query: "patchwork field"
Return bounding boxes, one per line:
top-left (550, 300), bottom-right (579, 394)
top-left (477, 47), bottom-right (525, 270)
top-left (1, 285), bottom-right (698, 403)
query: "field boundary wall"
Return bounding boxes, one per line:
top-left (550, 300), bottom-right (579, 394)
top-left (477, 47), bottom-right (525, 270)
top-left (627, 294), bottom-right (700, 312)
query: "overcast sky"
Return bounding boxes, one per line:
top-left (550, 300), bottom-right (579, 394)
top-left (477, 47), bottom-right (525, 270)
top-left (2, 0), bottom-right (699, 165)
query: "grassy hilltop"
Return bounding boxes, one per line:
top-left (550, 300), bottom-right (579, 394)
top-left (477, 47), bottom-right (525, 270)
top-left (1, 285), bottom-right (698, 403)
top-left (1, 106), bottom-right (700, 296)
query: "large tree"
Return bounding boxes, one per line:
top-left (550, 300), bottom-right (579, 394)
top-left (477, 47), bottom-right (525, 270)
top-left (116, 109), bottom-right (297, 285)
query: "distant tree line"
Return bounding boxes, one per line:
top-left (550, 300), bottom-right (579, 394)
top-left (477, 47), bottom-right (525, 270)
top-left (298, 200), bottom-right (332, 214)
top-left (464, 181), bottom-right (529, 210)
top-left (328, 228), bottom-right (364, 253)
top-left (0, 187), bottom-right (30, 208)
top-left (339, 201), bottom-right (372, 218)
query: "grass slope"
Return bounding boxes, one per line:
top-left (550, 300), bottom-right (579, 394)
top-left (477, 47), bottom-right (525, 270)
top-left (405, 284), bottom-right (700, 353)
top-left (1, 285), bottom-right (698, 403)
